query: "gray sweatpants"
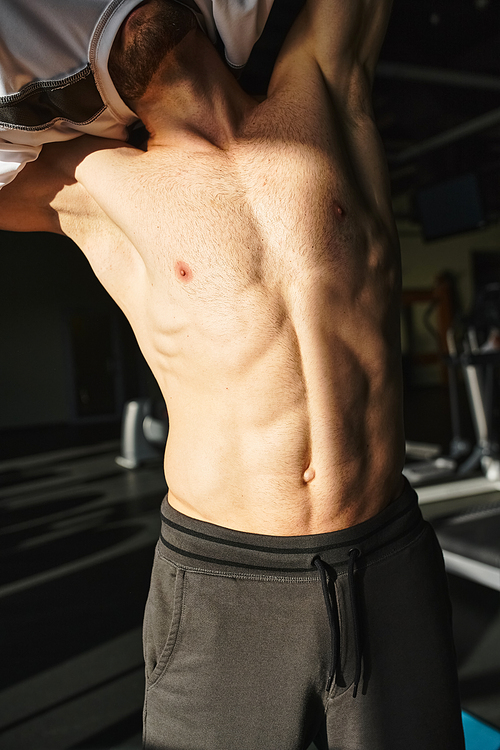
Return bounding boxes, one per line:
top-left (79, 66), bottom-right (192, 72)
top-left (142, 481), bottom-right (465, 750)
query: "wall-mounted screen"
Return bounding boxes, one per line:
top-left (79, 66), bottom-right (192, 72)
top-left (416, 174), bottom-right (485, 241)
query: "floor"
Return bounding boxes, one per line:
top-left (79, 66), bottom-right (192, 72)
top-left (0, 442), bottom-right (165, 750)
top-left (0, 440), bottom-right (499, 749)
top-left (422, 495), bottom-right (500, 729)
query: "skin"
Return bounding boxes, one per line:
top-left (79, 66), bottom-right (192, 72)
top-left (0, 0), bottom-right (405, 534)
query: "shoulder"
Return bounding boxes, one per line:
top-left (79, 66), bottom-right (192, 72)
top-left (52, 140), bottom-right (149, 290)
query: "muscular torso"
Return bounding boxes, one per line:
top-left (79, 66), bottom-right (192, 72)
top-left (63, 68), bottom-right (405, 534)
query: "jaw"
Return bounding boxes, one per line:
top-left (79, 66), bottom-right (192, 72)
top-left (108, 0), bottom-right (197, 106)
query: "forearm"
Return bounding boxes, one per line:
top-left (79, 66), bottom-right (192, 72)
top-left (0, 154), bottom-right (63, 234)
top-left (0, 136), bottom-right (125, 234)
top-left (0, 141), bottom-right (42, 191)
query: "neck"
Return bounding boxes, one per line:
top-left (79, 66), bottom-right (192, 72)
top-left (134, 30), bottom-right (257, 151)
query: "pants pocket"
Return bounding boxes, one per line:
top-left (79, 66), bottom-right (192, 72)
top-left (143, 549), bottom-right (185, 687)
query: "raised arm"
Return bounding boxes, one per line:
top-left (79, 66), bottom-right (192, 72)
top-left (0, 144), bottom-right (66, 234)
top-left (305, 0), bottom-right (393, 88)
top-left (0, 136), bottom-right (132, 235)
top-left (269, 0), bottom-right (393, 108)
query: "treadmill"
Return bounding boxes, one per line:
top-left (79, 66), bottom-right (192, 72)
top-left (432, 501), bottom-right (500, 591)
top-left (410, 285), bottom-right (500, 591)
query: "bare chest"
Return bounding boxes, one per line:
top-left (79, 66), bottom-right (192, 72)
top-left (137, 145), bottom-right (370, 312)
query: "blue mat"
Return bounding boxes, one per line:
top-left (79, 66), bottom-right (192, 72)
top-left (463, 711), bottom-right (500, 750)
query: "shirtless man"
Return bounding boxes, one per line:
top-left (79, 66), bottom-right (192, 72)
top-left (0, 1), bottom-right (465, 748)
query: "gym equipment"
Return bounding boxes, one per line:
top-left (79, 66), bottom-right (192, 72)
top-left (405, 284), bottom-right (500, 487)
top-left (462, 711), bottom-right (500, 750)
top-left (405, 285), bottom-right (500, 594)
top-left (432, 500), bottom-right (500, 591)
top-left (404, 452), bottom-right (457, 485)
top-left (456, 337), bottom-right (500, 480)
top-left (116, 398), bottom-right (168, 469)
top-left (409, 354), bottom-right (500, 589)
top-left (404, 334), bottom-right (470, 486)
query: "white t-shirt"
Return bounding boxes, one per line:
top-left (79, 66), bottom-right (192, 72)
top-left (0, 0), bottom-right (274, 188)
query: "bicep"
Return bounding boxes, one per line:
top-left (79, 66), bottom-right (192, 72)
top-left (0, 140), bottom-right (93, 235)
top-left (0, 151), bottom-right (64, 233)
top-left (270, 0), bottom-right (392, 105)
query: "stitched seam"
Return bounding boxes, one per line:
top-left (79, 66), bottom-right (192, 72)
top-left (156, 523), bottom-right (428, 581)
top-left (324, 525), bottom-right (430, 704)
top-left (332, 524), bottom-right (429, 580)
top-left (156, 522), bottom-right (426, 581)
top-left (338, 526), bottom-right (428, 577)
top-left (147, 568), bottom-right (186, 691)
top-left (156, 550), bottom-right (318, 582)
top-left (0, 68), bottom-right (91, 104)
top-left (161, 502), bottom-right (416, 554)
top-left (0, 107), bottom-right (107, 131)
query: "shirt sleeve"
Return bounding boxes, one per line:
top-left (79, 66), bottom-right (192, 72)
top-left (213, 0), bottom-right (275, 69)
top-left (0, 140), bottom-right (42, 189)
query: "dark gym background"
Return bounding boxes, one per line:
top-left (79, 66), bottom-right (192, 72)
top-left (1, 0), bottom-right (499, 747)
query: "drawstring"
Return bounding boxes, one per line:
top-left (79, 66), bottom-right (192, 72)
top-left (348, 548), bottom-right (362, 698)
top-left (313, 548), bottom-right (363, 698)
top-left (313, 557), bottom-right (338, 691)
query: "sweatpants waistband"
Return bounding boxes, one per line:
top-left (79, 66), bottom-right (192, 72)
top-left (158, 480), bottom-right (424, 577)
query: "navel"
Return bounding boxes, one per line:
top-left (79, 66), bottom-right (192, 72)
top-left (175, 260), bottom-right (193, 282)
top-left (303, 467), bottom-right (316, 484)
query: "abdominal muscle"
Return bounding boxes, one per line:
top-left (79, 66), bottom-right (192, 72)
top-left (150, 284), bottom-right (405, 536)
top-left (164, 373), bottom-right (404, 536)
top-left (95, 129), bottom-right (406, 535)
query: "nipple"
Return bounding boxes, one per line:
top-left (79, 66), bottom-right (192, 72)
top-left (175, 260), bottom-right (193, 282)
top-left (333, 202), bottom-right (345, 219)
top-left (303, 467), bottom-right (316, 484)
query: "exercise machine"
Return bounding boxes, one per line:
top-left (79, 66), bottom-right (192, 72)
top-left (405, 285), bottom-right (500, 591)
top-left (405, 284), bottom-right (500, 487)
top-left (115, 398), bottom-right (169, 469)
top-left (432, 499), bottom-right (500, 590)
